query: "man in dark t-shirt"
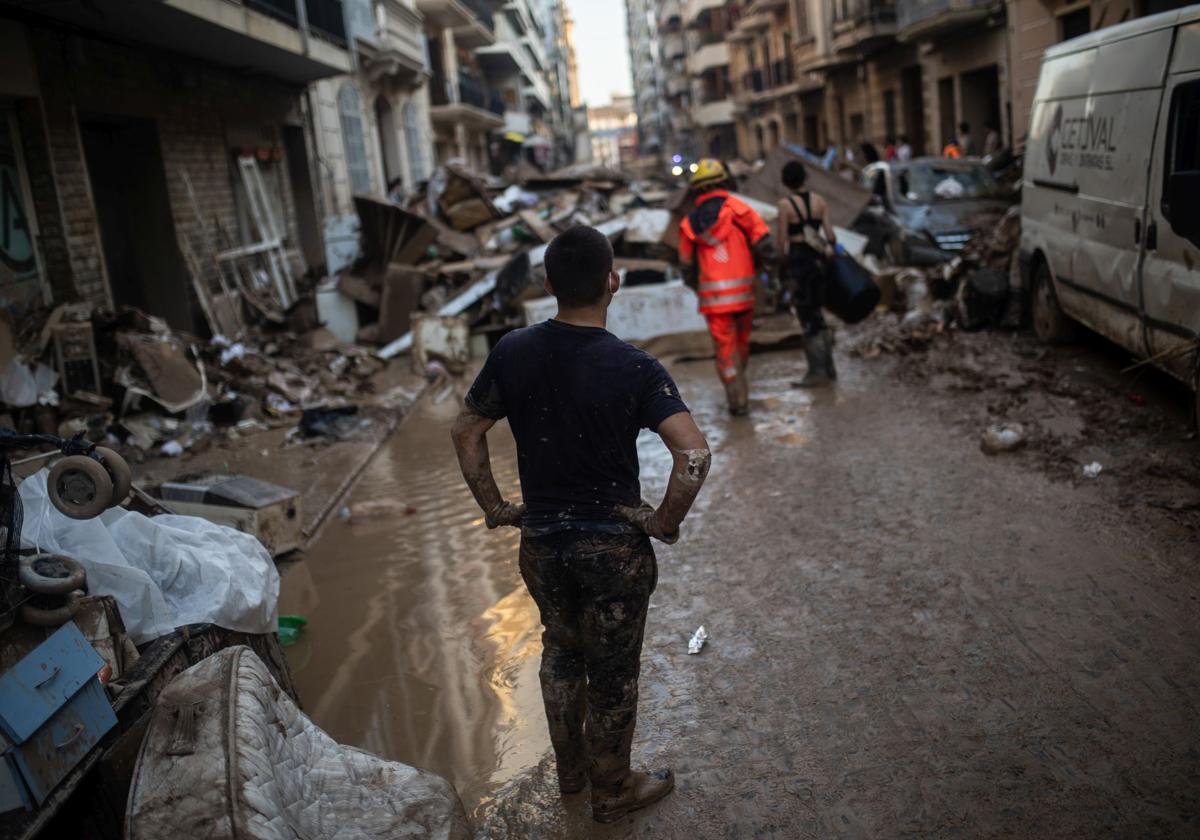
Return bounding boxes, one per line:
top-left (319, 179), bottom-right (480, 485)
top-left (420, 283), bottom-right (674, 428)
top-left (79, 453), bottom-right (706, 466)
top-left (452, 225), bottom-right (711, 823)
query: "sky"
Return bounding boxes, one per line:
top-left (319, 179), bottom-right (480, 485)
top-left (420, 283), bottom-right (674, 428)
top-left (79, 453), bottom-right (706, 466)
top-left (564, 0), bottom-right (631, 107)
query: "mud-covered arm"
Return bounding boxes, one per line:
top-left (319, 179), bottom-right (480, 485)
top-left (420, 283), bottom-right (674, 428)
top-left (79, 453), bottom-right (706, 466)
top-left (451, 407), bottom-right (524, 528)
top-left (617, 411), bottom-right (710, 543)
top-left (655, 411), bottom-right (711, 534)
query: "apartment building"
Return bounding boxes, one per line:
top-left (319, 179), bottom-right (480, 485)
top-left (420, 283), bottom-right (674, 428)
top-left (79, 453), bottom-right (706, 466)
top-left (0, 0), bottom-right (351, 332)
top-left (420, 0), bottom-right (505, 172)
top-left (685, 0), bottom-right (739, 158)
top-left (627, 0), bottom-right (669, 155)
top-left (311, 0), bottom-right (431, 222)
top-left (658, 1), bottom-right (694, 158)
top-left (589, 95), bottom-right (640, 167)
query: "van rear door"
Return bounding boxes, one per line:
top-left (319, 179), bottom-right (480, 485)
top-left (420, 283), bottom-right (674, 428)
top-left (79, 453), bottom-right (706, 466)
top-left (1141, 23), bottom-right (1200, 384)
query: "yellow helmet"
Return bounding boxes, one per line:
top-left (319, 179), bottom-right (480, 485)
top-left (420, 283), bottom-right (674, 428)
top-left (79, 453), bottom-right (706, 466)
top-left (689, 158), bottom-right (729, 190)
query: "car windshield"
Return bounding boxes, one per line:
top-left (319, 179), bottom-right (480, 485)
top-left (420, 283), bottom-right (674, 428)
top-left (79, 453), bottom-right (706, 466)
top-left (896, 163), bottom-right (997, 203)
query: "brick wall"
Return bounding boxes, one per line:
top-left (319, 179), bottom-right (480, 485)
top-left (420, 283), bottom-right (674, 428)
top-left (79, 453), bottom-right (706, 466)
top-left (27, 27), bottom-right (308, 317)
top-left (14, 98), bottom-right (73, 304)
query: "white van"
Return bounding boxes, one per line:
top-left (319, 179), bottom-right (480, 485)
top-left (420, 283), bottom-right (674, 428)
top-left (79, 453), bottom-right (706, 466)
top-left (1020, 7), bottom-right (1200, 417)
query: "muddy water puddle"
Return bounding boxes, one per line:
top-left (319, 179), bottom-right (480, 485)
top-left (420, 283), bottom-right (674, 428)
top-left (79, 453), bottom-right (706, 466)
top-left (277, 356), bottom-right (835, 813)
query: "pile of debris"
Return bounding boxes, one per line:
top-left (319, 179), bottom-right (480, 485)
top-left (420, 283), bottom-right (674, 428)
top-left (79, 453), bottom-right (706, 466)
top-left (851, 205), bottom-right (1023, 358)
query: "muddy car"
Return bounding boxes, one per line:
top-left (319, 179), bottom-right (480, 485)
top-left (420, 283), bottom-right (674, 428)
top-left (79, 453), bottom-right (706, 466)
top-left (856, 158), bottom-right (1016, 264)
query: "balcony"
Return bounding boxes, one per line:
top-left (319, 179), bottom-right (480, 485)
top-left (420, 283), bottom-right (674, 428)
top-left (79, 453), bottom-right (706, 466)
top-left (416, 0), bottom-right (496, 46)
top-left (733, 57), bottom-right (802, 102)
top-left (897, 0), bottom-right (998, 41)
top-left (831, 0), bottom-right (897, 53)
top-left (662, 32), bottom-right (687, 60)
top-left (430, 72), bottom-right (505, 127)
top-left (689, 41), bottom-right (730, 74)
top-left (684, 0), bottom-right (729, 28)
top-left (355, 0), bottom-right (428, 86)
top-left (20, 0), bottom-right (352, 82)
top-left (693, 98), bottom-right (735, 127)
top-left (745, 0), bottom-right (789, 12)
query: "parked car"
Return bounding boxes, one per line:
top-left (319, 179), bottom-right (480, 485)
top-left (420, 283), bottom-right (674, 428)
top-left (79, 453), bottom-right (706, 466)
top-left (1020, 5), bottom-right (1200, 420)
top-left (855, 158), bottom-right (1016, 265)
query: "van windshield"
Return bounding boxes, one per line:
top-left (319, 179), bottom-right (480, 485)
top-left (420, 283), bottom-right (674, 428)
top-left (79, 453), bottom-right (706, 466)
top-left (897, 163), bottom-right (998, 203)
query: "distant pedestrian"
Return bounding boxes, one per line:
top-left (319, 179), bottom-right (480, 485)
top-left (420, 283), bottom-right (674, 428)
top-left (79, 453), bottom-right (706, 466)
top-left (778, 160), bottom-right (838, 388)
top-left (897, 134), bottom-right (914, 162)
top-left (452, 225), bottom-right (711, 824)
top-left (678, 159), bottom-right (774, 416)
top-left (942, 138), bottom-right (963, 159)
top-left (983, 121), bottom-right (1002, 156)
top-left (957, 122), bottom-right (973, 156)
top-left (386, 177), bottom-right (404, 203)
top-left (884, 136), bottom-right (898, 161)
top-left (859, 137), bottom-right (881, 164)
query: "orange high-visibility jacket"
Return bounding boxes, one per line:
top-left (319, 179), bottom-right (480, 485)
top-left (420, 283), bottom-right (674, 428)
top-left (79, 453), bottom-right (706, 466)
top-left (678, 190), bottom-right (770, 316)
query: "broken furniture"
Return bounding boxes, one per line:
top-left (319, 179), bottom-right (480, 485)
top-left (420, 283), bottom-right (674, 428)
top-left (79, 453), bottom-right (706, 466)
top-left (0, 622), bottom-right (116, 812)
top-left (151, 474), bottom-right (301, 557)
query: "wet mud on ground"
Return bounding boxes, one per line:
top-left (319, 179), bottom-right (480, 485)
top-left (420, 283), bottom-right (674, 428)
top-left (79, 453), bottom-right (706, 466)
top-left (284, 328), bottom-right (1198, 838)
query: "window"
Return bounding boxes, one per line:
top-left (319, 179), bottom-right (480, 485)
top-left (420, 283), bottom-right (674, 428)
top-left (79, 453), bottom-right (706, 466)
top-left (403, 101), bottom-right (428, 185)
top-left (1162, 80), bottom-right (1200, 243)
top-left (1059, 8), bottom-right (1090, 42)
top-left (338, 83), bottom-right (372, 196)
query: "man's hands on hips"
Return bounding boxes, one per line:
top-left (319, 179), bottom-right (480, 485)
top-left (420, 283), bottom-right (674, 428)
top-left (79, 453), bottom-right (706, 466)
top-left (616, 502), bottom-right (680, 545)
top-left (485, 500), bottom-right (525, 529)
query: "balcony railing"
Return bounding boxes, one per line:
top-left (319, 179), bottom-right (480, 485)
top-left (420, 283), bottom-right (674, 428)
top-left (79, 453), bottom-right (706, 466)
top-left (833, 0), bottom-right (896, 25)
top-left (735, 57), bottom-right (795, 97)
top-left (463, 0), bottom-right (495, 31)
top-left (896, 0), bottom-right (993, 37)
top-left (245, 0), bottom-right (347, 45)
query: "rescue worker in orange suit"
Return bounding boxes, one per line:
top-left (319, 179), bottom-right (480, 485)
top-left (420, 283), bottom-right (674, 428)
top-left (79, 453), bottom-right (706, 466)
top-left (678, 160), bottom-right (775, 416)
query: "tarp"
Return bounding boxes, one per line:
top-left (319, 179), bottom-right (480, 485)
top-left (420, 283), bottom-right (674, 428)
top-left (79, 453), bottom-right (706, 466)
top-left (736, 145), bottom-right (872, 229)
top-left (19, 470), bottom-right (279, 644)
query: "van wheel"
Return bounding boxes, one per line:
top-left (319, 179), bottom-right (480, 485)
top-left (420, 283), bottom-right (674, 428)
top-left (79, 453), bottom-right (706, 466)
top-left (1031, 260), bottom-right (1076, 344)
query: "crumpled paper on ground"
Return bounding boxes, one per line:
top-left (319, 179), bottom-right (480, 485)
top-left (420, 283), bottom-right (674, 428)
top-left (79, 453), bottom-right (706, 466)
top-left (19, 469), bottom-right (279, 644)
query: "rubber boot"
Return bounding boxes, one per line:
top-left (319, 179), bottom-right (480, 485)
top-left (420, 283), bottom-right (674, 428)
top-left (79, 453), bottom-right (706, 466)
top-left (588, 708), bottom-right (675, 823)
top-left (723, 376), bottom-right (748, 416)
top-left (543, 679), bottom-right (588, 794)
top-left (794, 331), bottom-right (832, 388)
top-left (826, 333), bottom-right (838, 381)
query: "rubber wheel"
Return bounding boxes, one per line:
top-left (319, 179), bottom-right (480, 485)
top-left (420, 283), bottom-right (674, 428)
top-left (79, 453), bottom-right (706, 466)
top-left (47, 455), bottom-right (113, 520)
top-left (1031, 259), bottom-right (1077, 344)
top-left (94, 447), bottom-right (132, 506)
top-left (20, 594), bottom-right (81, 628)
top-left (19, 554), bottom-right (86, 595)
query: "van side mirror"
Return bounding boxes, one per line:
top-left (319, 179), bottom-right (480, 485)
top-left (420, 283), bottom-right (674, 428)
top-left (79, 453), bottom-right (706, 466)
top-left (1167, 171), bottom-right (1200, 244)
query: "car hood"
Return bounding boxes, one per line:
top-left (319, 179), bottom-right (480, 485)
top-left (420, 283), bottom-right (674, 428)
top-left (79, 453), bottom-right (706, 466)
top-left (893, 198), bottom-right (1012, 234)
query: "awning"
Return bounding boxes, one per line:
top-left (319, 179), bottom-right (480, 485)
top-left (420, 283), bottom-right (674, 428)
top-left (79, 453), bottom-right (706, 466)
top-left (503, 131), bottom-right (527, 143)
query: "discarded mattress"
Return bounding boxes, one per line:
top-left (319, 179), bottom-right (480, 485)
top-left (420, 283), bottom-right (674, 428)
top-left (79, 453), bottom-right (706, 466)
top-left (126, 646), bottom-right (470, 840)
top-left (18, 469), bottom-right (278, 644)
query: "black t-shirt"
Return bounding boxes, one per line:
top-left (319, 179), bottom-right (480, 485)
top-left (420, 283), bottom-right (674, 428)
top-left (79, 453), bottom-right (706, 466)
top-left (465, 319), bottom-right (688, 533)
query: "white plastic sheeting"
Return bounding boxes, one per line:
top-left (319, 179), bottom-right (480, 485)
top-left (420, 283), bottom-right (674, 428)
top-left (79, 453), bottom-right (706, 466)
top-left (126, 646), bottom-right (470, 840)
top-left (19, 470), bottom-right (279, 644)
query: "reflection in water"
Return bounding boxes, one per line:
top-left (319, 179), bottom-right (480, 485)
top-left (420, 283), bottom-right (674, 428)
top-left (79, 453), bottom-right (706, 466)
top-left (279, 390), bottom-right (545, 810)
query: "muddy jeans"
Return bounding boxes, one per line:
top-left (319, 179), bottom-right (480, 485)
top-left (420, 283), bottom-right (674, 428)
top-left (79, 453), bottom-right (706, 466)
top-left (518, 530), bottom-right (658, 794)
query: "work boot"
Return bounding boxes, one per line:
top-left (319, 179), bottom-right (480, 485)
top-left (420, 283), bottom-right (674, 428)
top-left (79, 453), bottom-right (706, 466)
top-left (592, 768), bottom-right (676, 823)
top-left (587, 707), bottom-right (675, 822)
top-left (794, 331), bottom-right (833, 388)
top-left (826, 333), bottom-right (838, 381)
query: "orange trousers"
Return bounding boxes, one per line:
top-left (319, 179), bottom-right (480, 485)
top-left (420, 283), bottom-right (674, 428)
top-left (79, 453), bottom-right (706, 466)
top-left (705, 310), bottom-right (753, 383)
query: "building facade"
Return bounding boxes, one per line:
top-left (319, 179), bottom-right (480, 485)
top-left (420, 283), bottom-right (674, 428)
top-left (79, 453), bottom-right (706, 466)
top-left (0, 0), bottom-right (350, 332)
top-left (589, 95), bottom-right (640, 166)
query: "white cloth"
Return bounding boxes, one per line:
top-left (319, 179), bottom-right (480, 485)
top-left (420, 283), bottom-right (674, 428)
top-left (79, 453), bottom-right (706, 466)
top-left (19, 469), bottom-right (279, 643)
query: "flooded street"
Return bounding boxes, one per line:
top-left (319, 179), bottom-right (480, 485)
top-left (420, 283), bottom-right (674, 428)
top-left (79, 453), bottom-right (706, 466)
top-left (282, 341), bottom-right (1199, 838)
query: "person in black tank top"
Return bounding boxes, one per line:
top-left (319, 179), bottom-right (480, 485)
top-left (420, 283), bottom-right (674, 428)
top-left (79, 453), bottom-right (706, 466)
top-left (778, 161), bottom-right (838, 387)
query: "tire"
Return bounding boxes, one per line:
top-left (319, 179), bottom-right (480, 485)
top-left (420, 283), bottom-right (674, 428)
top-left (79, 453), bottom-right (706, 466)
top-left (20, 594), bottom-right (81, 628)
top-left (47, 455), bottom-right (113, 520)
top-left (19, 554), bottom-right (86, 595)
top-left (1030, 259), bottom-right (1077, 344)
top-left (94, 447), bottom-right (132, 506)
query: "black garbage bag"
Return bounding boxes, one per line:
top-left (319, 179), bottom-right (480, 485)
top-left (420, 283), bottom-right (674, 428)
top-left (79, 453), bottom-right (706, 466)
top-left (299, 406), bottom-right (360, 439)
top-left (824, 254), bottom-right (881, 324)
